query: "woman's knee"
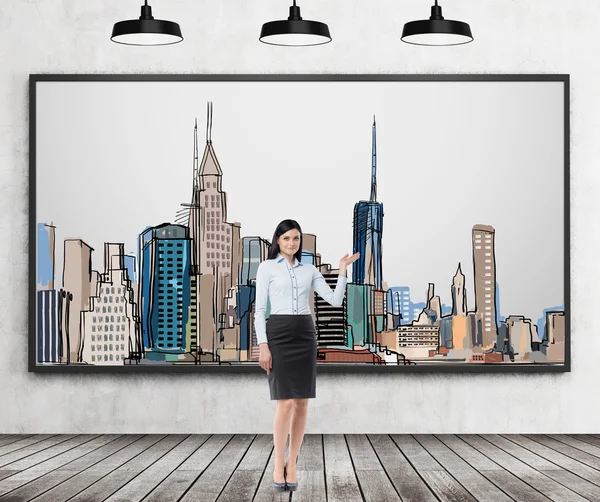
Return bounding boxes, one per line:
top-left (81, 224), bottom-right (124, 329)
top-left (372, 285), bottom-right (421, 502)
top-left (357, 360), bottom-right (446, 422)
top-left (292, 399), bottom-right (309, 411)
top-left (277, 399), bottom-right (294, 413)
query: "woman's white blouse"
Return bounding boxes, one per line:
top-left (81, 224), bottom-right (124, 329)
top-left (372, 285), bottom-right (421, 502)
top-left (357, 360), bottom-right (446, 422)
top-left (254, 253), bottom-right (348, 345)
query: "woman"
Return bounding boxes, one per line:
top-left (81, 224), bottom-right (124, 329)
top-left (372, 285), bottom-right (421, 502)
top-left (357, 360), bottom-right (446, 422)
top-left (254, 219), bottom-right (360, 492)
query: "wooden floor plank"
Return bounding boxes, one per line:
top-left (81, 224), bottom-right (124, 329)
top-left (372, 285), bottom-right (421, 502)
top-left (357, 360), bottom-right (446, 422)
top-left (292, 435), bottom-right (326, 502)
top-left (436, 435), bottom-right (507, 472)
top-left (346, 434), bottom-right (399, 501)
top-left (252, 441), bottom-right (290, 502)
top-left (0, 434), bottom-right (120, 497)
top-left (501, 435), bottom-right (600, 486)
top-left (67, 434), bottom-right (190, 502)
top-left (419, 470), bottom-right (478, 502)
top-left (414, 434), bottom-right (512, 502)
top-left (26, 435), bottom-right (165, 502)
top-left (323, 434), bottom-right (362, 502)
top-left (217, 434), bottom-right (272, 502)
top-left (473, 435), bottom-right (561, 472)
top-left (0, 472), bottom-right (18, 484)
top-left (179, 434), bottom-right (255, 502)
top-left (104, 435), bottom-right (210, 502)
top-left (391, 435), bottom-right (476, 502)
top-left (539, 468), bottom-right (600, 502)
top-left (524, 435), bottom-right (600, 471)
top-left (460, 435), bottom-right (588, 502)
top-left (290, 470), bottom-right (328, 502)
top-left (567, 435), bottom-right (600, 449)
top-left (0, 436), bottom-right (61, 463)
top-left (0, 435), bottom-right (144, 502)
top-left (142, 435), bottom-right (232, 502)
top-left (0, 435), bottom-right (100, 473)
top-left (480, 434), bottom-right (600, 501)
top-left (296, 434), bottom-right (323, 472)
top-left (545, 434), bottom-right (600, 459)
top-left (0, 436), bottom-right (34, 448)
top-left (369, 434), bottom-right (437, 502)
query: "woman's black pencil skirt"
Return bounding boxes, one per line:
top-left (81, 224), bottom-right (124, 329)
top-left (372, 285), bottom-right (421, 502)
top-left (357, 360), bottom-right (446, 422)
top-left (266, 314), bottom-right (317, 400)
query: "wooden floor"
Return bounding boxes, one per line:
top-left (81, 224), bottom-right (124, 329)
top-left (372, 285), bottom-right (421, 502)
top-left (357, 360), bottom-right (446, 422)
top-left (0, 434), bottom-right (599, 502)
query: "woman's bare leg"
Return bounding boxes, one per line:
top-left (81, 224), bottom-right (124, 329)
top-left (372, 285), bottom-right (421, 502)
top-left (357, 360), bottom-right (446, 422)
top-left (286, 398), bottom-right (309, 482)
top-left (273, 399), bottom-right (293, 482)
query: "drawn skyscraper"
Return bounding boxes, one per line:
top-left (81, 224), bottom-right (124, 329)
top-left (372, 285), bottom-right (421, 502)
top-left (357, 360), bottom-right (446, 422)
top-left (347, 117), bottom-right (385, 346)
top-left (140, 224), bottom-right (192, 359)
top-left (37, 223), bottom-right (60, 363)
top-left (451, 263), bottom-right (467, 316)
top-left (472, 224), bottom-right (497, 347)
top-left (81, 243), bottom-right (139, 365)
top-left (352, 117), bottom-right (383, 288)
top-left (62, 239), bottom-right (93, 363)
top-left (187, 103), bottom-right (242, 362)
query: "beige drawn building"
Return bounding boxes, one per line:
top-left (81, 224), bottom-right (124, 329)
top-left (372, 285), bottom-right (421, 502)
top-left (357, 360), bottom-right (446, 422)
top-left (472, 224), bottom-right (497, 348)
top-left (545, 311), bottom-right (565, 361)
top-left (451, 263), bottom-right (471, 350)
top-left (505, 315), bottom-right (534, 360)
top-left (81, 243), bottom-right (138, 365)
top-left (189, 104), bottom-right (242, 362)
top-left (62, 239), bottom-right (93, 363)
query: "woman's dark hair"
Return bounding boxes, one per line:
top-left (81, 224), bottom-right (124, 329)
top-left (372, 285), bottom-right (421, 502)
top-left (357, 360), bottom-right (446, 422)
top-left (267, 219), bottom-right (303, 262)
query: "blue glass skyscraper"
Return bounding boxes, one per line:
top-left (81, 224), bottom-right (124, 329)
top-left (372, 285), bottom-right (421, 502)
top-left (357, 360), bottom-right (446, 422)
top-left (140, 224), bottom-right (191, 357)
top-left (352, 117), bottom-right (384, 289)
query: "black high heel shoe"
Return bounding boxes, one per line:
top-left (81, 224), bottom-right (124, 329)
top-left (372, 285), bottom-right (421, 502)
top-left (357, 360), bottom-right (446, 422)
top-left (284, 463), bottom-right (298, 491)
top-left (273, 467), bottom-right (286, 492)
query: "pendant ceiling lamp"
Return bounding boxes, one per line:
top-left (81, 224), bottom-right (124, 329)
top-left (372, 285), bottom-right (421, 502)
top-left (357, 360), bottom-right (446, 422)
top-left (260, 1), bottom-right (331, 47)
top-left (111, 1), bottom-right (183, 46)
top-left (401, 1), bottom-right (473, 46)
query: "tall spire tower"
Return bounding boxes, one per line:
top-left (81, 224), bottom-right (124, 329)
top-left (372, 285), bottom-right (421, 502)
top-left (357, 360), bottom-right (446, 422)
top-left (370, 116), bottom-right (377, 203)
top-left (352, 116), bottom-right (384, 289)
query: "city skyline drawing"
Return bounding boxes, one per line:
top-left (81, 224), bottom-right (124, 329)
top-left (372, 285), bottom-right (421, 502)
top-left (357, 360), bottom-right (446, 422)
top-left (31, 76), bottom-right (568, 370)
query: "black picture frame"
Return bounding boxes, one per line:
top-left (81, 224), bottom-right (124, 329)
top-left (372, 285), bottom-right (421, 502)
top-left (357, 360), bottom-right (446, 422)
top-left (29, 73), bottom-right (570, 374)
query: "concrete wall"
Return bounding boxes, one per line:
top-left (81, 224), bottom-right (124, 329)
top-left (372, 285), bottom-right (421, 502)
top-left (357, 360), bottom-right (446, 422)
top-left (1, 0), bottom-right (597, 433)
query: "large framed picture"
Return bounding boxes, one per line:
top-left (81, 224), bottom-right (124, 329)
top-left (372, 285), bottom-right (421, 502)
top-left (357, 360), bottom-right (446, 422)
top-left (29, 74), bottom-right (570, 373)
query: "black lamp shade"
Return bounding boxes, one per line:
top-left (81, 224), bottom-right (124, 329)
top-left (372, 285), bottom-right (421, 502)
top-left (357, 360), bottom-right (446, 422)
top-left (111, 3), bottom-right (183, 46)
top-left (260, 3), bottom-right (331, 46)
top-left (401, 2), bottom-right (473, 46)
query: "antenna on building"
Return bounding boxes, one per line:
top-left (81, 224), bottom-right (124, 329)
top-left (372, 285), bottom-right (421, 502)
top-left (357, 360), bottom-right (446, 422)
top-left (206, 101), bottom-right (213, 143)
top-left (370, 115), bottom-right (377, 203)
top-left (193, 118), bottom-right (199, 191)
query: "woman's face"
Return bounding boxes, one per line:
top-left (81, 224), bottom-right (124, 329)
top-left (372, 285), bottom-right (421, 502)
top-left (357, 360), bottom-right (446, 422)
top-left (277, 228), bottom-right (301, 258)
